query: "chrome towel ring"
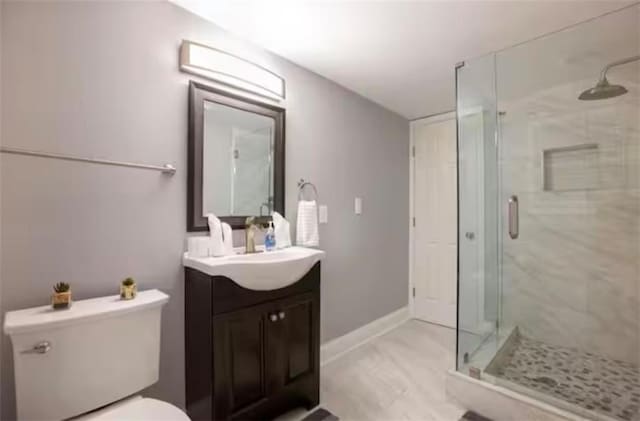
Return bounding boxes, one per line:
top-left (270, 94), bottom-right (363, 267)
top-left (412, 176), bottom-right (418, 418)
top-left (297, 179), bottom-right (318, 201)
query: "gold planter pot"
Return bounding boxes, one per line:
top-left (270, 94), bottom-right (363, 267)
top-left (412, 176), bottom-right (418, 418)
top-left (120, 284), bottom-right (137, 300)
top-left (51, 291), bottom-right (72, 309)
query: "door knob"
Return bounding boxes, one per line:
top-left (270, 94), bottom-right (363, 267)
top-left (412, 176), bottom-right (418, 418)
top-left (278, 311), bottom-right (285, 320)
top-left (269, 314), bottom-right (278, 322)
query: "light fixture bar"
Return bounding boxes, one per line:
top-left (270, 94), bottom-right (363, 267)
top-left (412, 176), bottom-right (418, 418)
top-left (180, 40), bottom-right (285, 100)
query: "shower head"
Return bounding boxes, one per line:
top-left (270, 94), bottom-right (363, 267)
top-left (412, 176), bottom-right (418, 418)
top-left (578, 55), bottom-right (639, 101)
top-left (578, 77), bottom-right (628, 100)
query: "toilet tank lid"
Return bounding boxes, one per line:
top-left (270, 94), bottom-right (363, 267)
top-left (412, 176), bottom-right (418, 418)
top-left (4, 289), bottom-right (169, 336)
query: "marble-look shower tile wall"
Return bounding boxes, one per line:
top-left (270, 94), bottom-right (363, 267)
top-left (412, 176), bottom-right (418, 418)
top-left (500, 80), bottom-right (640, 366)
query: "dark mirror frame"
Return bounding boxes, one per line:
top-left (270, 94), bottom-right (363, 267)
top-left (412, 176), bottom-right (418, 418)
top-left (188, 81), bottom-right (285, 231)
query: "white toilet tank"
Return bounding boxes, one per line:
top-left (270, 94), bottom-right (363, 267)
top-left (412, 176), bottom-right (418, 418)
top-left (4, 289), bottom-right (169, 421)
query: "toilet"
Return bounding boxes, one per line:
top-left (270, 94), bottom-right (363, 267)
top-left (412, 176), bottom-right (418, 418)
top-left (4, 289), bottom-right (190, 421)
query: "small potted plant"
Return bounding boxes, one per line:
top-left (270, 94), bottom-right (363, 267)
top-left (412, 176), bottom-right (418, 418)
top-left (120, 277), bottom-right (137, 300)
top-left (51, 282), bottom-right (72, 309)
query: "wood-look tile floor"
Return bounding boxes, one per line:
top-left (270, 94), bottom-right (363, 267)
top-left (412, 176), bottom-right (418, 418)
top-left (318, 319), bottom-right (465, 421)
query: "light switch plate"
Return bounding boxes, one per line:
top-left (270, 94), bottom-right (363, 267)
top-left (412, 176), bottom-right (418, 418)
top-left (355, 197), bottom-right (362, 215)
top-left (319, 205), bottom-right (328, 224)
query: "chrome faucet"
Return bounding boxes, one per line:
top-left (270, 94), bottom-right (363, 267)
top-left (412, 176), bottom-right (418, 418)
top-left (245, 216), bottom-right (260, 253)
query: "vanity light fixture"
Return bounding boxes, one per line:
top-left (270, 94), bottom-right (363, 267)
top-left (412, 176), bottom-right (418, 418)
top-left (180, 40), bottom-right (285, 100)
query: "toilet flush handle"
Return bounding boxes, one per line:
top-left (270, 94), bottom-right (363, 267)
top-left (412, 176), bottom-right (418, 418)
top-left (21, 341), bottom-right (51, 354)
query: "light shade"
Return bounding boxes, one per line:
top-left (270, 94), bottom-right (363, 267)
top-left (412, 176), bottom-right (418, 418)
top-left (180, 40), bottom-right (285, 100)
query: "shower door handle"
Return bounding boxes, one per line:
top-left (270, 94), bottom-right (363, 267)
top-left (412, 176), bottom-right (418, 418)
top-left (508, 195), bottom-right (519, 239)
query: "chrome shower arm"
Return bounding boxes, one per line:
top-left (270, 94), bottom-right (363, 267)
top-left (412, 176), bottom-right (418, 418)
top-left (599, 55), bottom-right (640, 82)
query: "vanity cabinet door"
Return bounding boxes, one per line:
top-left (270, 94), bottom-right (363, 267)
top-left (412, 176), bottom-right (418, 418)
top-left (212, 304), bottom-right (269, 420)
top-left (269, 293), bottom-right (319, 389)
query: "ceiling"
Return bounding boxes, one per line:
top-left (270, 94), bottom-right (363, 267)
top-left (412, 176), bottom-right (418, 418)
top-left (172, 0), bottom-right (637, 120)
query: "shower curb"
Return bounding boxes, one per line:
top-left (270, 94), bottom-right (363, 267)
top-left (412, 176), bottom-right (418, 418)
top-left (446, 370), bottom-right (591, 421)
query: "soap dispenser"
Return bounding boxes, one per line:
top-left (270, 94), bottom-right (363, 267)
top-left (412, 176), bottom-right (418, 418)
top-left (265, 221), bottom-right (276, 251)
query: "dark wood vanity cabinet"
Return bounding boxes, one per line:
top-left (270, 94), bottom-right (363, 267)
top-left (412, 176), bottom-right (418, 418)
top-left (185, 263), bottom-right (320, 421)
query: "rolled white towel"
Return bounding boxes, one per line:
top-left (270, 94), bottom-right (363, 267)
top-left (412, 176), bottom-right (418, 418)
top-left (296, 200), bottom-right (319, 247)
top-left (207, 213), bottom-right (225, 257)
top-left (221, 222), bottom-right (234, 255)
top-left (187, 236), bottom-right (211, 258)
top-left (272, 211), bottom-right (291, 249)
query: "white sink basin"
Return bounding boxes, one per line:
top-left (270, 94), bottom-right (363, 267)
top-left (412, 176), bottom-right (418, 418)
top-left (182, 246), bottom-right (325, 291)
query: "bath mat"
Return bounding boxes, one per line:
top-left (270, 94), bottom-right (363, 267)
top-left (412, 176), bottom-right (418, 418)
top-left (300, 408), bottom-right (339, 421)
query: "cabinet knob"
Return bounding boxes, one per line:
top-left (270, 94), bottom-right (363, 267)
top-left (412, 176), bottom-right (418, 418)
top-left (278, 311), bottom-right (285, 320)
top-left (269, 314), bottom-right (278, 322)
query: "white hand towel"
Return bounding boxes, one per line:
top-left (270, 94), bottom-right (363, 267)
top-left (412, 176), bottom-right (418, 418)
top-left (296, 200), bottom-right (319, 247)
top-left (272, 211), bottom-right (291, 249)
top-left (221, 222), bottom-right (234, 255)
top-left (207, 213), bottom-right (225, 257)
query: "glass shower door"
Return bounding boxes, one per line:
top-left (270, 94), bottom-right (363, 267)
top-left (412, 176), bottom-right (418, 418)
top-left (456, 54), bottom-right (500, 371)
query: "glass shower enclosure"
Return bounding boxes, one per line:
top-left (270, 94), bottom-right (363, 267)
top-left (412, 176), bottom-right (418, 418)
top-left (456, 5), bottom-right (640, 421)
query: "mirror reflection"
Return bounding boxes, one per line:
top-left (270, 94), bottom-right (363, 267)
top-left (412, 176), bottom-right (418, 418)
top-left (202, 100), bottom-right (275, 217)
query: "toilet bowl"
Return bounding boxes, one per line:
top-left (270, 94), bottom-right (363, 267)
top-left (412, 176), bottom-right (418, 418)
top-left (4, 289), bottom-right (189, 420)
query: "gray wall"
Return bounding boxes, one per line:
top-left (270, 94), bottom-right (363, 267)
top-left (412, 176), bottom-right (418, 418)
top-left (0, 1), bottom-right (409, 418)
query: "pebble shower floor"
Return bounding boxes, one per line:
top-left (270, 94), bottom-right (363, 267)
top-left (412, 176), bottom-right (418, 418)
top-left (491, 335), bottom-right (640, 421)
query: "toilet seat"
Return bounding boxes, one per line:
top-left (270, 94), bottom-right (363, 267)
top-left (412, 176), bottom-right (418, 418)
top-left (76, 396), bottom-right (190, 420)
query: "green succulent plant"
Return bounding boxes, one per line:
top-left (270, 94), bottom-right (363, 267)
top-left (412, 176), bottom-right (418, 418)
top-left (122, 277), bottom-right (136, 287)
top-left (53, 282), bottom-right (70, 293)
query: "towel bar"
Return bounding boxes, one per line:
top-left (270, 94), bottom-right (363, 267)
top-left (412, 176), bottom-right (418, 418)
top-left (0, 146), bottom-right (176, 175)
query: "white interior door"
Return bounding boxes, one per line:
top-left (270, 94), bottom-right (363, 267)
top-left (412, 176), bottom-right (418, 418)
top-left (412, 117), bottom-right (457, 328)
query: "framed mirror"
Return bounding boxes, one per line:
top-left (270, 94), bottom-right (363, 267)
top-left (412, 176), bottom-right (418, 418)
top-left (188, 81), bottom-right (285, 231)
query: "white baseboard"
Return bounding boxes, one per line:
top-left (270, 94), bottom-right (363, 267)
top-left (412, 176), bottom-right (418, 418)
top-left (320, 306), bottom-right (410, 366)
